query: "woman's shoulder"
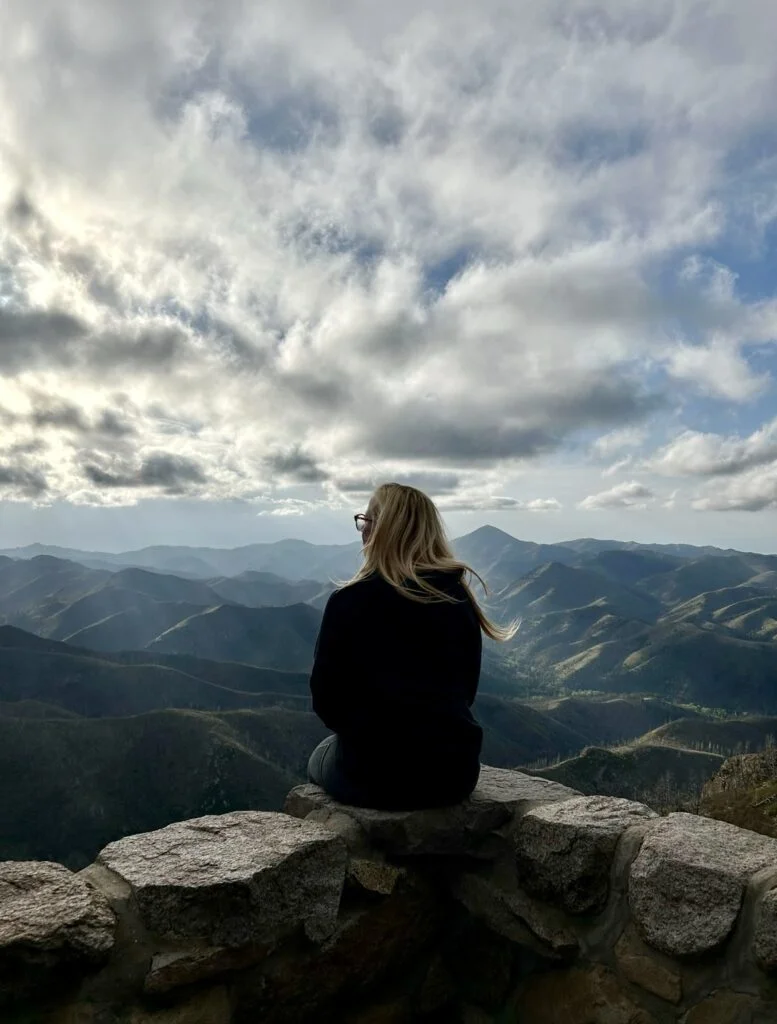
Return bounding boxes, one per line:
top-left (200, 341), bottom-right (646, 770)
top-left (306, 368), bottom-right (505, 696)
top-left (328, 574), bottom-right (384, 605)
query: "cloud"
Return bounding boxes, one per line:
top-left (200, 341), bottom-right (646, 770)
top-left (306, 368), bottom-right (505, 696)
top-left (264, 447), bottom-right (329, 484)
top-left (579, 480), bottom-right (655, 510)
top-left (437, 495), bottom-right (562, 512)
top-left (592, 427), bottom-right (648, 459)
top-left (0, 308), bottom-right (86, 371)
top-left (692, 470), bottom-right (777, 512)
top-left (333, 470), bottom-right (461, 496)
top-left (647, 421), bottom-right (777, 478)
top-left (82, 452), bottom-right (207, 493)
top-left (0, 464), bottom-right (48, 498)
top-left (0, 0), bottom-right (776, 518)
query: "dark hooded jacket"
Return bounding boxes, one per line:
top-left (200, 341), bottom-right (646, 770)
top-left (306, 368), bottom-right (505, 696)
top-left (309, 568), bottom-right (483, 807)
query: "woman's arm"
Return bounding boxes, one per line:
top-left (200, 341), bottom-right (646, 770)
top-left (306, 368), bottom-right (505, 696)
top-left (309, 589), bottom-right (360, 733)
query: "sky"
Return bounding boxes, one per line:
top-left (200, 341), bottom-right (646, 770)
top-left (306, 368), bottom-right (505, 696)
top-left (1, 0), bottom-right (777, 553)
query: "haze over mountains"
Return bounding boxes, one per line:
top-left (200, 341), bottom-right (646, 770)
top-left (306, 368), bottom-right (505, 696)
top-left (1, 523), bottom-right (776, 865)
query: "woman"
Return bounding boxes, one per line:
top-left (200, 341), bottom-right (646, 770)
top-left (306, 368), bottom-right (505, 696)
top-left (307, 482), bottom-right (517, 810)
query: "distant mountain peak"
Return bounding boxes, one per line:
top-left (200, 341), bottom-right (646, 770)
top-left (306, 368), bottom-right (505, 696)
top-left (458, 524), bottom-right (519, 543)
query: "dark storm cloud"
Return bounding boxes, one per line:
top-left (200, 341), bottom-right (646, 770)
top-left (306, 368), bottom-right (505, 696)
top-left (369, 417), bottom-right (556, 462)
top-left (28, 399), bottom-right (136, 437)
top-left (367, 377), bottom-right (660, 464)
top-left (6, 189), bottom-right (36, 227)
top-left (31, 402), bottom-right (90, 432)
top-left (0, 308), bottom-right (86, 370)
top-left (0, 306), bottom-right (189, 376)
top-left (93, 325), bottom-right (188, 370)
top-left (280, 371), bottom-right (352, 412)
top-left (264, 447), bottom-right (329, 483)
top-left (83, 452), bottom-right (207, 492)
top-left (0, 464), bottom-right (48, 497)
top-left (334, 470), bottom-right (461, 494)
top-left (95, 409), bottom-right (136, 437)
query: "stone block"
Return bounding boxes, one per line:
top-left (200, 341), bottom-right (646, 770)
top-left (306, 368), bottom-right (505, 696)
top-left (0, 861), bottom-right (116, 1006)
top-left (629, 813), bottom-right (777, 957)
top-left (514, 795), bottom-right (657, 915)
top-left (348, 858), bottom-right (407, 896)
top-left (97, 811), bottom-right (346, 947)
top-left (614, 927), bottom-right (682, 1003)
top-left (144, 944), bottom-right (271, 994)
top-left (453, 868), bottom-right (578, 954)
top-left (284, 765), bottom-right (578, 857)
top-left (753, 885), bottom-right (777, 972)
top-left (511, 964), bottom-right (657, 1024)
top-left (231, 873), bottom-right (443, 1024)
top-left (682, 990), bottom-right (762, 1024)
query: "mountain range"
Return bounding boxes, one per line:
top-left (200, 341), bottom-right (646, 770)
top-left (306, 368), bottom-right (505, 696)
top-left (1, 523), bottom-right (776, 865)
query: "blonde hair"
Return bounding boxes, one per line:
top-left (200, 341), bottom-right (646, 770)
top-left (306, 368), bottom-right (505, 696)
top-left (346, 482), bottom-right (518, 642)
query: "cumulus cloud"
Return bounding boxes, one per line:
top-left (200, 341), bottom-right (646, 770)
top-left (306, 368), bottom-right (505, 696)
top-left (0, 0), bottom-right (776, 518)
top-left (692, 470), bottom-right (777, 512)
top-left (592, 427), bottom-right (648, 459)
top-left (82, 452), bottom-right (207, 493)
top-left (437, 495), bottom-right (561, 513)
top-left (647, 420), bottom-right (777, 477)
top-left (0, 464), bottom-right (48, 499)
top-left (579, 481), bottom-right (655, 510)
top-left (332, 470), bottom-right (461, 496)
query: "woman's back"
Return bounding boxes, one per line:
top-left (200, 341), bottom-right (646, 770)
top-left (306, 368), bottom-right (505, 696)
top-left (306, 481), bottom-right (516, 810)
top-left (309, 569), bottom-right (483, 808)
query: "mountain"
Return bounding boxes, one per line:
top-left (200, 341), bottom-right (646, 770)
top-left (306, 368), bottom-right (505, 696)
top-left (0, 539), bottom-right (363, 582)
top-left (581, 549), bottom-right (683, 586)
top-left (146, 602), bottom-right (320, 670)
top-left (635, 715), bottom-right (777, 756)
top-left (637, 554), bottom-right (777, 606)
top-left (207, 570), bottom-right (328, 608)
top-left (531, 744), bottom-right (724, 811)
top-left (0, 555), bottom-right (327, 660)
top-left (452, 526), bottom-right (581, 592)
top-left (700, 748), bottom-right (777, 839)
top-left (497, 561), bottom-right (659, 624)
top-left (598, 624), bottom-right (777, 711)
top-left (537, 695), bottom-right (701, 746)
top-left (0, 707), bottom-right (328, 866)
top-left (0, 626), bottom-right (312, 716)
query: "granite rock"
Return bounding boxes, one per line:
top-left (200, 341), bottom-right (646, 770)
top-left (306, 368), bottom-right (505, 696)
top-left (514, 795), bottom-right (657, 915)
top-left (0, 861), bottom-right (116, 1005)
top-left (98, 811), bottom-right (346, 947)
top-left (285, 765), bottom-right (578, 857)
top-left (753, 885), bottom-right (777, 972)
top-left (630, 812), bottom-right (777, 957)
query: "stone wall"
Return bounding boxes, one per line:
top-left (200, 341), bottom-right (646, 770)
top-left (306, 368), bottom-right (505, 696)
top-left (2, 766), bottom-right (777, 1023)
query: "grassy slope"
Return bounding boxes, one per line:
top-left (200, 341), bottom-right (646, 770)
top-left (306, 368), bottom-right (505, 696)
top-left (532, 744), bottom-right (724, 811)
top-left (700, 749), bottom-right (777, 838)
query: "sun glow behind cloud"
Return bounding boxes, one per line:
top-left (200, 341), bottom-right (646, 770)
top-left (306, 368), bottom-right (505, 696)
top-left (0, 0), bottom-right (776, 547)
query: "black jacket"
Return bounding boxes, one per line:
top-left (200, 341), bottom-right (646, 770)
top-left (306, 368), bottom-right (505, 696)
top-left (309, 569), bottom-right (483, 804)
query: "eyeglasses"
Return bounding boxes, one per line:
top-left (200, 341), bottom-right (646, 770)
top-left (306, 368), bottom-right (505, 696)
top-left (354, 514), bottom-right (372, 533)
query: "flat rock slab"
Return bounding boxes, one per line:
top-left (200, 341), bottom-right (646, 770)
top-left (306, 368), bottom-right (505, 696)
top-left (98, 811), bottom-right (347, 947)
top-left (629, 812), bottom-right (777, 957)
top-left (514, 795), bottom-right (657, 915)
top-left (0, 861), bottom-right (115, 1005)
top-left (285, 766), bottom-right (578, 857)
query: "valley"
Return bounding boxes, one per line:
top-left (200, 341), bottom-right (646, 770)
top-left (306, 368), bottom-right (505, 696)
top-left (1, 524), bottom-right (776, 866)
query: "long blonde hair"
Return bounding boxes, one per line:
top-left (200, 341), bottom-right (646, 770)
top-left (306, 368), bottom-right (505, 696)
top-left (346, 482), bottom-right (518, 642)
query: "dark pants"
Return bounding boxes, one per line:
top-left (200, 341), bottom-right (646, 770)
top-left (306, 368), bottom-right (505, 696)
top-left (307, 734), bottom-right (373, 806)
top-left (307, 733), bottom-right (481, 810)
